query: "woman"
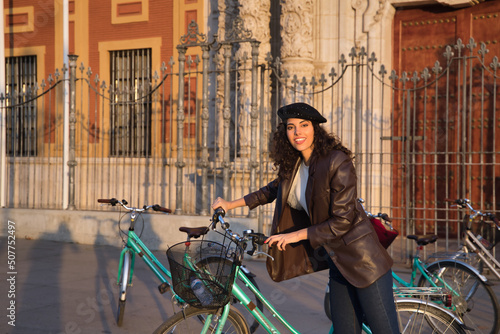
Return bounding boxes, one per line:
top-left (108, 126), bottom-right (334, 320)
top-left (212, 102), bottom-right (399, 333)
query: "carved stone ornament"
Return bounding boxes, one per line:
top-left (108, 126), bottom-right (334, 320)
top-left (224, 17), bottom-right (253, 42)
top-left (239, 0), bottom-right (271, 56)
top-left (352, 0), bottom-right (366, 10)
top-left (280, 0), bottom-right (314, 60)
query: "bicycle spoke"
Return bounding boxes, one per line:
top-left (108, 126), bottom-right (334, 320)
top-left (396, 300), bottom-right (466, 334)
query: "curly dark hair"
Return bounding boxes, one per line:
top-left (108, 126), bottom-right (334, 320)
top-left (269, 122), bottom-right (353, 181)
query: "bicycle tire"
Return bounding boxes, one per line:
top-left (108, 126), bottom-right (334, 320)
top-left (418, 260), bottom-right (500, 334)
top-left (117, 251), bottom-right (131, 327)
top-left (395, 299), bottom-right (467, 334)
top-left (153, 306), bottom-right (250, 334)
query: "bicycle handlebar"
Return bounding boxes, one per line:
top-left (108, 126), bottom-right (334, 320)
top-left (97, 198), bottom-right (172, 213)
top-left (485, 212), bottom-right (500, 228)
top-left (377, 213), bottom-right (392, 223)
top-left (152, 204), bottom-right (172, 213)
top-left (445, 198), bottom-right (500, 230)
top-left (357, 198), bottom-right (393, 226)
top-left (98, 198), bottom-right (120, 205)
top-left (211, 207), bottom-right (268, 256)
top-left (444, 198), bottom-right (471, 209)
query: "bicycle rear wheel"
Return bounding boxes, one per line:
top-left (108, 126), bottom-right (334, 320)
top-left (153, 306), bottom-right (250, 334)
top-left (418, 260), bottom-right (500, 334)
top-left (395, 299), bottom-right (466, 334)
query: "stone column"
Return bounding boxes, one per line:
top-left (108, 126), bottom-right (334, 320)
top-left (214, 0), bottom-right (239, 160)
top-left (359, 0), bottom-right (396, 207)
top-left (280, 0), bottom-right (315, 103)
top-left (237, 0), bottom-right (271, 158)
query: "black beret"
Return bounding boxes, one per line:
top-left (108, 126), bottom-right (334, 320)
top-left (277, 103), bottom-right (327, 123)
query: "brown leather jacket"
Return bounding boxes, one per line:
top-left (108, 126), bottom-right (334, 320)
top-left (244, 150), bottom-right (393, 288)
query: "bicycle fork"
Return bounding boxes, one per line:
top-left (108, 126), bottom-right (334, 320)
top-left (118, 247), bottom-right (135, 300)
top-left (199, 304), bottom-right (232, 334)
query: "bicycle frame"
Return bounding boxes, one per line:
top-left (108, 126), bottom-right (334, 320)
top-left (115, 207), bottom-right (175, 302)
top-left (117, 227), bottom-right (172, 288)
top-left (199, 259), bottom-right (373, 334)
top-left (170, 209), bottom-right (469, 334)
top-left (99, 197), bottom-right (175, 327)
top-left (232, 269), bottom-right (287, 334)
top-left (204, 260), bottom-right (464, 334)
top-left (463, 222), bottom-right (500, 279)
top-left (174, 227), bottom-right (316, 334)
top-left (391, 253), bottom-right (441, 289)
top-left (446, 198), bottom-right (500, 279)
top-left (391, 248), bottom-right (477, 312)
top-left (200, 269), bottom-right (339, 334)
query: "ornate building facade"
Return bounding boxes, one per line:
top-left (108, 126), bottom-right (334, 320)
top-left (2, 0), bottom-right (499, 241)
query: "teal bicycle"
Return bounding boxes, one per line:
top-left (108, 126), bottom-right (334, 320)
top-left (99, 198), bottom-right (266, 329)
top-left (326, 200), bottom-right (499, 334)
top-left (153, 208), bottom-right (468, 334)
top-left (393, 233), bottom-right (498, 334)
top-left (98, 198), bottom-right (173, 326)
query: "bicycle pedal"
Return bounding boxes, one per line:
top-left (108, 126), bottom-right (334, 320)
top-left (158, 282), bottom-right (171, 294)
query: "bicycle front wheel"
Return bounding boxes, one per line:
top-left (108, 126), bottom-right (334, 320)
top-left (117, 251), bottom-right (131, 327)
top-left (153, 306), bottom-right (250, 334)
top-left (395, 299), bottom-right (466, 334)
top-left (418, 260), bottom-right (500, 334)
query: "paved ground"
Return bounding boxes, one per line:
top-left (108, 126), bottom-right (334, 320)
top-left (0, 237), bottom-right (498, 334)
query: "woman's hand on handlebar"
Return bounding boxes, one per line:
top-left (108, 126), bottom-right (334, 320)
top-left (265, 229), bottom-right (308, 251)
top-left (211, 197), bottom-right (231, 212)
top-left (211, 197), bottom-right (246, 213)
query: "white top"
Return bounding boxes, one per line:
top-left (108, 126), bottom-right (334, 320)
top-left (287, 161), bottom-right (309, 215)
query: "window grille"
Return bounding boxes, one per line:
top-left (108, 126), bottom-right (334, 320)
top-left (110, 48), bottom-right (152, 157)
top-left (6, 55), bottom-right (37, 157)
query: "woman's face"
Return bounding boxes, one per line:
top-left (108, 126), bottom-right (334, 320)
top-left (286, 118), bottom-right (315, 162)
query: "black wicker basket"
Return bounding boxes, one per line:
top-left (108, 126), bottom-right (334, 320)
top-left (167, 239), bottom-right (243, 309)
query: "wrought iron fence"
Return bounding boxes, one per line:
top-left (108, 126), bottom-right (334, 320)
top-left (0, 29), bottom-right (499, 258)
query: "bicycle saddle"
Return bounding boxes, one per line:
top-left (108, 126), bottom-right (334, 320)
top-left (179, 226), bottom-right (210, 239)
top-left (407, 234), bottom-right (438, 246)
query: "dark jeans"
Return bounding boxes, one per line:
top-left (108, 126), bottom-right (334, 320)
top-left (328, 259), bottom-right (399, 334)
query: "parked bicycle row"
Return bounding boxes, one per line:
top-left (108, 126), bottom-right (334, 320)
top-left (98, 194), bottom-right (499, 333)
top-left (329, 198), bottom-right (500, 334)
